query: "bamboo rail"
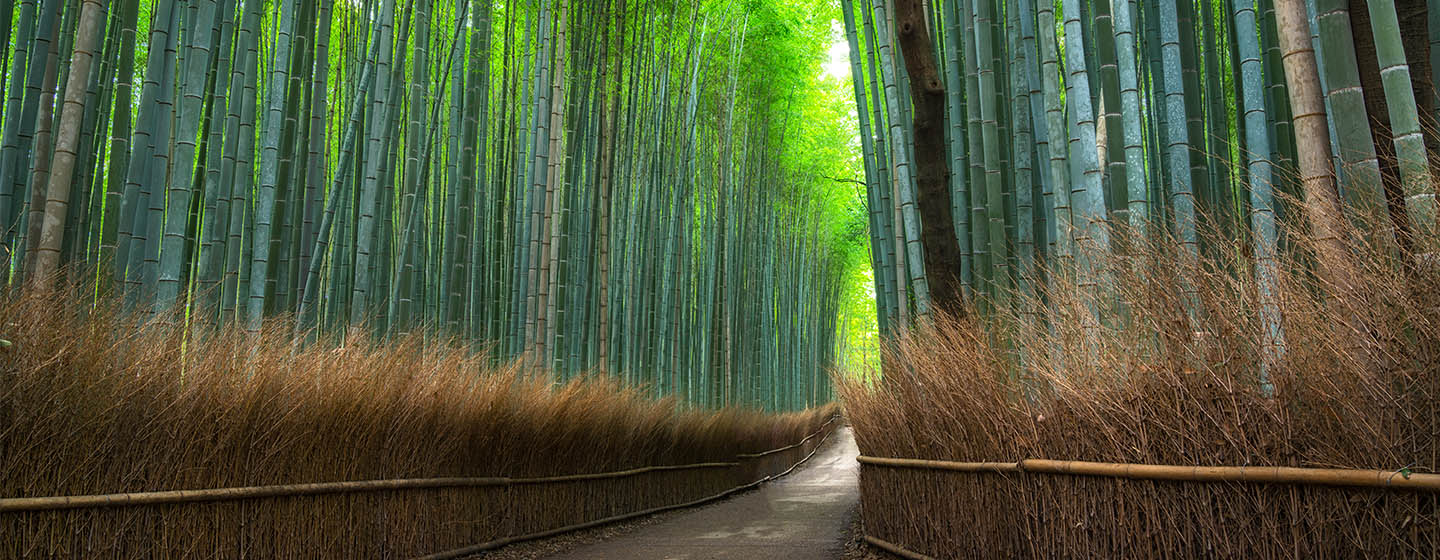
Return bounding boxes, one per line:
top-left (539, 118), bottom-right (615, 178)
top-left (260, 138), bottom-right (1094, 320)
top-left (736, 418), bottom-right (835, 458)
top-left (0, 477), bottom-right (508, 513)
top-left (856, 455), bottom-right (1440, 491)
top-left (0, 416), bottom-right (839, 513)
top-left (1021, 459), bottom-right (1440, 491)
top-left (863, 535), bottom-right (937, 560)
top-left (857, 456), bottom-right (1019, 473)
top-left (0, 466), bottom-right (739, 513)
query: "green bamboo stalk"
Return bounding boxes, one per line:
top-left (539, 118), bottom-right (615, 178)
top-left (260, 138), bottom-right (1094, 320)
top-left (1363, 0), bottom-right (1437, 245)
top-left (1111, 0), bottom-right (1149, 232)
top-left (221, 0), bottom-right (261, 322)
top-left (971, 0), bottom-right (1009, 310)
top-left (942, 0), bottom-right (971, 298)
top-left (1314, 0), bottom-right (1389, 238)
top-left (349, 0), bottom-right (398, 323)
top-left (1233, 0), bottom-right (1284, 392)
top-left (154, 0), bottom-right (219, 311)
top-left (0, 0), bottom-right (45, 276)
top-left (245, 0), bottom-right (300, 332)
top-left (1034, 0), bottom-right (1073, 271)
top-left (1159, 0), bottom-right (1198, 260)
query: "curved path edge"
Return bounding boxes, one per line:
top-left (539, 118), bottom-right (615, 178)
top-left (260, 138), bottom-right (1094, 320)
top-left (537, 426), bottom-right (860, 560)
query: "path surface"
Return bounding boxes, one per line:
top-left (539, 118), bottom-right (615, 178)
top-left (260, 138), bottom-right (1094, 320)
top-left (540, 427), bottom-right (861, 560)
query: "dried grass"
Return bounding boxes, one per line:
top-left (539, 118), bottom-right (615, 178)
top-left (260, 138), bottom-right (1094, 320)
top-left (0, 290), bottom-right (836, 558)
top-left (843, 211), bottom-right (1439, 558)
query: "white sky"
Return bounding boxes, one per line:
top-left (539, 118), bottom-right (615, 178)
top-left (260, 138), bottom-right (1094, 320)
top-left (821, 20), bottom-right (850, 81)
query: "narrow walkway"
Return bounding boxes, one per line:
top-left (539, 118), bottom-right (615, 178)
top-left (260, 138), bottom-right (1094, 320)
top-left (541, 427), bottom-right (861, 560)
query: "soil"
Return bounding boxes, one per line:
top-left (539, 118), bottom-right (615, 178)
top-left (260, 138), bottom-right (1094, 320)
top-left (838, 505), bottom-right (893, 560)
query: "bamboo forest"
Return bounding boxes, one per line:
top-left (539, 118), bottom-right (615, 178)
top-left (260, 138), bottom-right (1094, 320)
top-left (1, 0), bottom-right (1437, 557)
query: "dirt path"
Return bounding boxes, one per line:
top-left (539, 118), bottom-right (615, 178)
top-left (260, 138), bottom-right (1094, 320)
top-left (538, 427), bottom-right (861, 560)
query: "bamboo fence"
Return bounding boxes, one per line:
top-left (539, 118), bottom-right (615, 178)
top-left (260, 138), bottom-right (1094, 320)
top-left (418, 421), bottom-right (838, 560)
top-left (857, 453), bottom-right (1439, 558)
top-left (2, 416), bottom-right (836, 558)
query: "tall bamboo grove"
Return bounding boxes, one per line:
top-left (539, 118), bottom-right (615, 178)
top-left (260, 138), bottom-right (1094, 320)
top-left (0, 0), bottom-right (861, 412)
top-left (844, 0), bottom-right (1436, 353)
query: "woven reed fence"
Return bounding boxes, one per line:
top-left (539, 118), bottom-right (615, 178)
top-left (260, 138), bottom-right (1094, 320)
top-left (1, 416), bottom-right (836, 559)
top-left (857, 455), bottom-right (1439, 559)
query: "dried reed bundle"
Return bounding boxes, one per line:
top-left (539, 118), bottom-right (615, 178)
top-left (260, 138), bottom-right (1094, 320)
top-left (0, 290), bottom-right (836, 558)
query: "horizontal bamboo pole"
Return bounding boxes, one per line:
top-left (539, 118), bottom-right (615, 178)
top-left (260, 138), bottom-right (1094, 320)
top-left (508, 463), bottom-right (736, 485)
top-left (855, 455), bottom-right (1440, 492)
top-left (738, 439), bottom-right (808, 458)
top-left (1020, 459), bottom-right (1440, 491)
top-left (0, 477), bottom-right (513, 513)
top-left (737, 416), bottom-right (837, 458)
top-left (2, 416), bottom-right (841, 513)
top-left (415, 422), bottom-right (838, 560)
top-left (863, 535), bottom-right (937, 560)
top-left (857, 456), bottom-right (1020, 472)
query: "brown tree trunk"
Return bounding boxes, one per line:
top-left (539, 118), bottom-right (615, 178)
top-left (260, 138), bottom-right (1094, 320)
top-left (892, 0), bottom-right (965, 318)
top-left (1279, 0), bottom-right (1384, 374)
top-left (1275, 0), bottom-right (1361, 289)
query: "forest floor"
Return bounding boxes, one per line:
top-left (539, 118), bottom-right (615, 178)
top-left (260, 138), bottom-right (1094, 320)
top-left (478, 427), bottom-right (874, 560)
